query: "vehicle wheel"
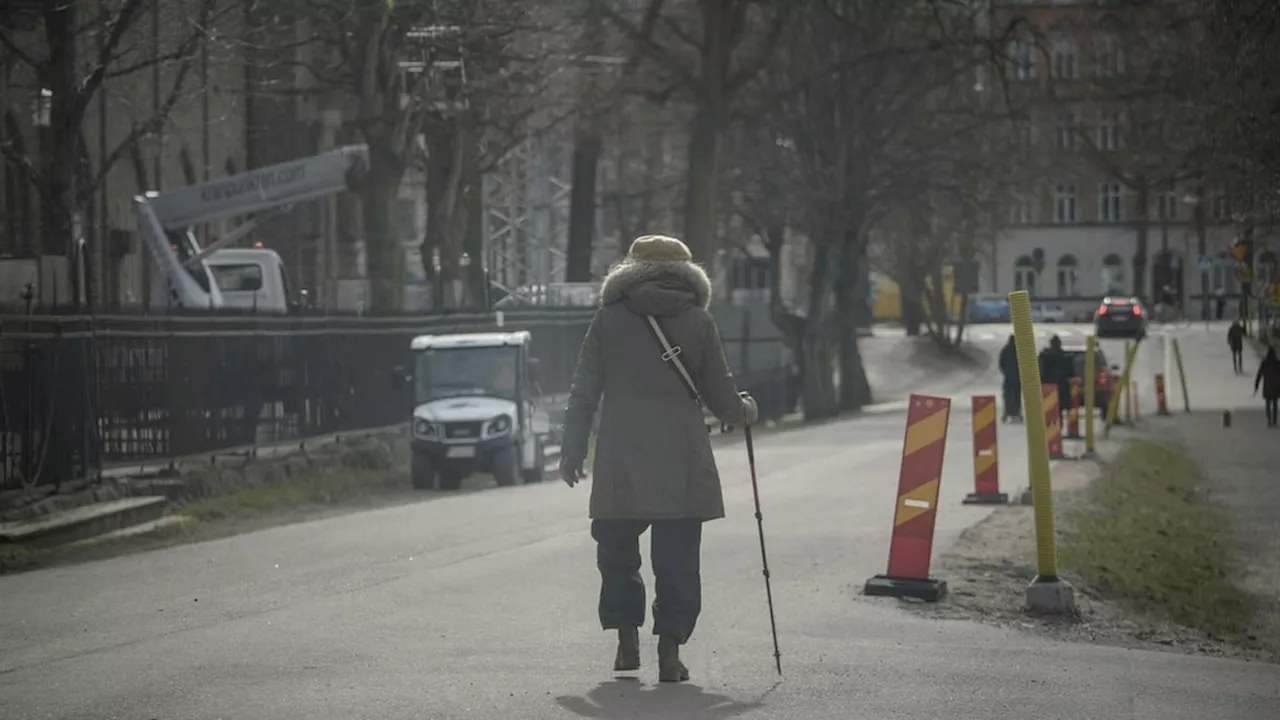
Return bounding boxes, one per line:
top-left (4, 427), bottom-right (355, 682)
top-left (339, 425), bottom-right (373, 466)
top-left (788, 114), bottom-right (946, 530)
top-left (438, 469), bottom-right (464, 491)
top-left (492, 445), bottom-right (522, 487)
top-left (522, 438), bottom-right (546, 484)
top-left (411, 453), bottom-right (436, 490)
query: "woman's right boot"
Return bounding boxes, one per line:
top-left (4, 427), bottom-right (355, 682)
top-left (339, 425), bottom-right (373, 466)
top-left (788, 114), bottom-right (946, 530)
top-left (657, 635), bottom-right (690, 683)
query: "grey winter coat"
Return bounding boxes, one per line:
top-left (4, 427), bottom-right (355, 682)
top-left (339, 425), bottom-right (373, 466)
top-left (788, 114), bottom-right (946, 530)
top-left (561, 259), bottom-right (752, 521)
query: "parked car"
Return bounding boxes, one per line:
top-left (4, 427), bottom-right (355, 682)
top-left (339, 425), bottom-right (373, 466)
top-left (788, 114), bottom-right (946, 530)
top-left (967, 294), bottom-right (1011, 323)
top-left (1030, 302), bottom-right (1067, 323)
top-left (1061, 344), bottom-right (1114, 412)
top-left (1094, 296), bottom-right (1147, 340)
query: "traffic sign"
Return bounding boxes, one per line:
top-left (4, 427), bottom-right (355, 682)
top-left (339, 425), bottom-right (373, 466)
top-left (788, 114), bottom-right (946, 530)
top-left (1231, 242), bottom-right (1248, 262)
top-left (1237, 264), bottom-right (1254, 283)
top-left (1197, 255), bottom-right (1214, 272)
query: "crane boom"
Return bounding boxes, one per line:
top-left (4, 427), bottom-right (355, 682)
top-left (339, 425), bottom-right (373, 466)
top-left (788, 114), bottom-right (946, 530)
top-left (147, 145), bottom-right (369, 230)
top-left (134, 145), bottom-right (369, 313)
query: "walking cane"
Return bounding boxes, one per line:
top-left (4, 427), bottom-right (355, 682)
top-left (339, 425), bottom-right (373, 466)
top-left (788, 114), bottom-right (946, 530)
top-left (744, 425), bottom-right (783, 676)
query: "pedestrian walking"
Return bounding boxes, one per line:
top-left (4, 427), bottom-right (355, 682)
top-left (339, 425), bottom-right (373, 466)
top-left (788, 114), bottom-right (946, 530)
top-left (1038, 335), bottom-right (1074, 425)
top-left (1255, 346), bottom-right (1280, 428)
top-left (560, 234), bottom-right (759, 683)
top-left (999, 335), bottom-right (1022, 422)
top-left (1215, 286), bottom-right (1227, 320)
top-left (1228, 320), bottom-right (1246, 374)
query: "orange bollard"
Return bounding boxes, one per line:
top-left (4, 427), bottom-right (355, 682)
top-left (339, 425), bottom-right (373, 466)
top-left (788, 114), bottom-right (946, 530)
top-left (1065, 378), bottom-right (1082, 440)
top-left (864, 394), bottom-right (952, 602)
top-left (964, 395), bottom-right (1008, 505)
top-left (1042, 384), bottom-right (1064, 460)
top-left (1155, 373), bottom-right (1170, 416)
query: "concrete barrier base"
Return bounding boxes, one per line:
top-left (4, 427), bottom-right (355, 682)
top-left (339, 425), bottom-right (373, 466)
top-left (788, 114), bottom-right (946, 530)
top-left (1025, 575), bottom-right (1077, 616)
top-left (863, 574), bottom-right (948, 603)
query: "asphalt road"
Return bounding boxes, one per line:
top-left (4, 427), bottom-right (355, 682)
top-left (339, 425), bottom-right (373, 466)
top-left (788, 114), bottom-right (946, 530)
top-left (2, 322), bottom-right (1277, 720)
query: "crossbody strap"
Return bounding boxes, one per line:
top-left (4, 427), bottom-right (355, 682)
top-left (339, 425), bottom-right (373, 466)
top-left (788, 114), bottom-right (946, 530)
top-left (642, 314), bottom-right (702, 406)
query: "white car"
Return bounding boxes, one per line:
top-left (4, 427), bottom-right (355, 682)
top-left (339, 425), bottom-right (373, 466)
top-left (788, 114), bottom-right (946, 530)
top-left (1030, 303), bottom-right (1067, 323)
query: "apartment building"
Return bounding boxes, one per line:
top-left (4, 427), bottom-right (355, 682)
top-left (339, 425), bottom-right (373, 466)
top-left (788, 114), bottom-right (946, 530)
top-left (983, 0), bottom-right (1272, 311)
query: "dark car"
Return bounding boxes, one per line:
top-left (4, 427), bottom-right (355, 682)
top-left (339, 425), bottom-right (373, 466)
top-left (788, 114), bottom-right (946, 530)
top-left (1094, 296), bottom-right (1147, 340)
top-left (1061, 345), bottom-right (1113, 412)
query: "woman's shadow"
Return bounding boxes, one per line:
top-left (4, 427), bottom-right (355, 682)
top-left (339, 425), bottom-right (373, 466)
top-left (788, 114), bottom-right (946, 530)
top-left (555, 678), bottom-right (765, 720)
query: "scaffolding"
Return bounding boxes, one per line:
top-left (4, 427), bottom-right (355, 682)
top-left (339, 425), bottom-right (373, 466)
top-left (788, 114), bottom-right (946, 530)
top-left (482, 134), bottom-right (572, 295)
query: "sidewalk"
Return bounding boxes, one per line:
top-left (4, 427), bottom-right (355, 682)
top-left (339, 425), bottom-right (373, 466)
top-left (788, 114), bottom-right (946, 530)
top-left (1168, 410), bottom-right (1280, 657)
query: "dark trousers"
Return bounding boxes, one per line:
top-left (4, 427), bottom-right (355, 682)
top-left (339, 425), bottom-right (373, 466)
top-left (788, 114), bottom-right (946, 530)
top-left (1266, 398), bottom-right (1278, 427)
top-left (592, 518), bottom-right (702, 644)
top-left (1232, 348), bottom-right (1244, 373)
top-left (1003, 381), bottom-right (1021, 418)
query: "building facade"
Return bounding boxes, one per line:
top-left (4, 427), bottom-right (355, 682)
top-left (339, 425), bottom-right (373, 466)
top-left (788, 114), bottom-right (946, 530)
top-left (983, 0), bottom-right (1276, 315)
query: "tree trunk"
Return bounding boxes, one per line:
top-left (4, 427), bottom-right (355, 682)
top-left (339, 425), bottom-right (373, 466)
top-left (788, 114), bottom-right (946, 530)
top-left (565, 125), bottom-right (602, 282)
top-left (1133, 178), bottom-right (1150, 300)
top-left (682, 107), bottom-right (720, 262)
top-left (836, 242), bottom-right (871, 411)
top-left (801, 328), bottom-right (838, 420)
top-left (901, 276), bottom-right (924, 337)
top-left (361, 172), bottom-right (402, 312)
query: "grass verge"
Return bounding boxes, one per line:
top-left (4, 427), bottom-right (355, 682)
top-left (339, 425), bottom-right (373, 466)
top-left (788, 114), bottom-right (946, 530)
top-left (177, 467), bottom-right (410, 521)
top-left (1059, 439), bottom-right (1257, 641)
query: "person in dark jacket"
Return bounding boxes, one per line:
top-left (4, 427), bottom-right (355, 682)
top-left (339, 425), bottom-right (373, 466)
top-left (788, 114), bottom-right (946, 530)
top-left (999, 335), bottom-right (1022, 421)
top-left (1038, 335), bottom-right (1074, 424)
top-left (561, 234), bottom-right (758, 683)
top-left (1255, 346), bottom-right (1280, 427)
top-left (1228, 320), bottom-right (1245, 374)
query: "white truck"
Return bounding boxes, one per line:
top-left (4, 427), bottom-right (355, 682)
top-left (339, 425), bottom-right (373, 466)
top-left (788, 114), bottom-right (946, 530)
top-left (404, 330), bottom-right (550, 490)
top-left (133, 145), bottom-right (370, 313)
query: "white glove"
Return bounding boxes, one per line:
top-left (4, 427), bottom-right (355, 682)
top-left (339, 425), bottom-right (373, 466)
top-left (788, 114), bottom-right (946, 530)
top-left (740, 393), bottom-right (759, 425)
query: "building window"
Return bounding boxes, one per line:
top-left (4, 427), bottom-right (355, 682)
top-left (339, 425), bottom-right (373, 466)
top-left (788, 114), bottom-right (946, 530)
top-left (1157, 190), bottom-right (1181, 221)
top-left (1099, 182), bottom-right (1124, 222)
top-left (1097, 108), bottom-right (1123, 150)
top-left (1015, 256), bottom-right (1038, 296)
top-left (1051, 37), bottom-right (1079, 79)
top-left (1102, 253), bottom-right (1126, 294)
top-left (1057, 254), bottom-right (1079, 297)
top-left (1054, 182), bottom-right (1078, 223)
top-left (1212, 194), bottom-right (1230, 221)
top-left (1016, 121), bottom-right (1035, 148)
top-left (1258, 250), bottom-right (1278, 289)
top-left (1056, 111), bottom-right (1077, 149)
top-left (394, 199), bottom-right (417, 241)
top-left (1094, 34), bottom-right (1125, 77)
top-left (1008, 37), bottom-right (1036, 80)
top-left (1008, 192), bottom-right (1037, 225)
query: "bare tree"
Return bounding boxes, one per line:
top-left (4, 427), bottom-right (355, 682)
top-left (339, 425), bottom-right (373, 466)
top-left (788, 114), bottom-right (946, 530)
top-left (0, 0), bottom-right (232, 309)
top-left (595, 0), bottom-right (789, 263)
top-left (723, 0), bottom-right (1004, 417)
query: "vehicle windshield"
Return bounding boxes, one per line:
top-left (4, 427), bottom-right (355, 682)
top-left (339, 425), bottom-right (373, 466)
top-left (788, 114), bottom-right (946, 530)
top-left (414, 345), bottom-right (519, 404)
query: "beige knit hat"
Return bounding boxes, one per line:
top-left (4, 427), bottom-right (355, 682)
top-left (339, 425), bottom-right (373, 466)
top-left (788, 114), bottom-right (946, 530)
top-left (626, 234), bottom-right (693, 262)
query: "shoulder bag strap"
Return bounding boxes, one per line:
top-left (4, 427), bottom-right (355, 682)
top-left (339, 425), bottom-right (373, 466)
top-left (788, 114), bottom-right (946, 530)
top-left (642, 314), bottom-right (703, 406)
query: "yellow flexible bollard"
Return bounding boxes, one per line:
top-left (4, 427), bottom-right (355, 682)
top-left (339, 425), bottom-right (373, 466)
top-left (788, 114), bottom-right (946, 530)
top-left (1104, 339), bottom-right (1140, 435)
top-left (1083, 335), bottom-right (1098, 459)
top-left (1007, 290), bottom-right (1074, 613)
top-left (1171, 337), bottom-right (1190, 412)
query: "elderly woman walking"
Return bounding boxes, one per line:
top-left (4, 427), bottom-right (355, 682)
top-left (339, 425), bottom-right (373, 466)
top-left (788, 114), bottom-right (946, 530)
top-left (560, 234), bottom-right (758, 683)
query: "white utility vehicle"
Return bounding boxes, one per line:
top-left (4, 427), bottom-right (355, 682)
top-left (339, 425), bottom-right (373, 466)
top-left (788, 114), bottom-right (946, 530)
top-left (134, 145), bottom-right (369, 313)
top-left (406, 331), bottom-right (549, 490)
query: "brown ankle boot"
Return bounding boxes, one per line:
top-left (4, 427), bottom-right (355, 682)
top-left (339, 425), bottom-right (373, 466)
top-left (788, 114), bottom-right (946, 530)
top-left (614, 627), bottom-right (640, 671)
top-left (657, 635), bottom-right (690, 682)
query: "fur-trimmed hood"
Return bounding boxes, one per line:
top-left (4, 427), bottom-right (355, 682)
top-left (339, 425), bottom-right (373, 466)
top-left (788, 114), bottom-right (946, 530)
top-left (599, 259), bottom-right (712, 316)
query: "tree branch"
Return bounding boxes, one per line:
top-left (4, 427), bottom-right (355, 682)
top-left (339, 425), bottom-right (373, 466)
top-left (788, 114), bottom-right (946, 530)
top-left (85, 35), bottom-right (203, 199)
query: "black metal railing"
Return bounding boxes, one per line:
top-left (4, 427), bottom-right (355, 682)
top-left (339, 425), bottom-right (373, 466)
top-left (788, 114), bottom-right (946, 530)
top-left (1, 306), bottom-right (793, 493)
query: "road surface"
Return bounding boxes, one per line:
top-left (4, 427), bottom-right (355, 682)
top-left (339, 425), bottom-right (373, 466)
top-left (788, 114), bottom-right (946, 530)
top-left (2, 322), bottom-right (1277, 720)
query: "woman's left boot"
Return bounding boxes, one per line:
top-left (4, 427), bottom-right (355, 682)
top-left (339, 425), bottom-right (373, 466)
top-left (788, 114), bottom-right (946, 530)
top-left (614, 627), bottom-right (640, 672)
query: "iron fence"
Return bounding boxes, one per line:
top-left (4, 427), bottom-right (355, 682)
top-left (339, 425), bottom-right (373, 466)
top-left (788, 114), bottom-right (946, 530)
top-left (1, 306), bottom-right (793, 493)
